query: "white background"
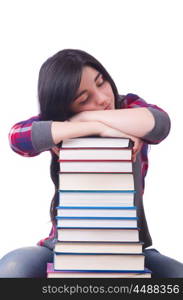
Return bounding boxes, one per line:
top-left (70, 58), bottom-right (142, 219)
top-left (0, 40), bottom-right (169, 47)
top-left (0, 0), bottom-right (183, 262)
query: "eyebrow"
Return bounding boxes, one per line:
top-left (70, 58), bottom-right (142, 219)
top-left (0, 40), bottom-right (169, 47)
top-left (74, 72), bottom-right (101, 101)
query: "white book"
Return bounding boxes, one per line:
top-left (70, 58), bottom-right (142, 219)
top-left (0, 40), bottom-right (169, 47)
top-left (59, 161), bottom-right (132, 173)
top-left (59, 191), bottom-right (134, 207)
top-left (56, 217), bottom-right (138, 228)
top-left (54, 253), bottom-right (145, 271)
top-left (59, 199), bottom-right (134, 207)
top-left (57, 228), bottom-right (139, 242)
top-left (54, 241), bottom-right (143, 254)
top-left (59, 173), bottom-right (134, 191)
top-left (59, 148), bottom-right (132, 160)
top-left (56, 206), bottom-right (137, 218)
top-left (61, 137), bottom-right (131, 148)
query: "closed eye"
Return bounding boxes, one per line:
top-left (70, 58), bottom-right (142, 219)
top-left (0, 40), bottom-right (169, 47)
top-left (97, 75), bottom-right (105, 87)
top-left (79, 98), bottom-right (89, 105)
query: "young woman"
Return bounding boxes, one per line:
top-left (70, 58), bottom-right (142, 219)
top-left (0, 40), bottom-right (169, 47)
top-left (1, 49), bottom-right (183, 277)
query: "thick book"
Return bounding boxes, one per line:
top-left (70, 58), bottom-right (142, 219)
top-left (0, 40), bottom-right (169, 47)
top-left (54, 241), bottom-right (143, 254)
top-left (56, 216), bottom-right (138, 228)
top-left (59, 148), bottom-right (132, 160)
top-left (59, 160), bottom-right (132, 173)
top-left (59, 173), bottom-right (134, 191)
top-left (47, 263), bottom-right (152, 278)
top-left (56, 206), bottom-right (137, 218)
top-left (57, 227), bottom-right (140, 242)
top-left (61, 137), bottom-right (132, 148)
top-left (54, 252), bottom-right (145, 271)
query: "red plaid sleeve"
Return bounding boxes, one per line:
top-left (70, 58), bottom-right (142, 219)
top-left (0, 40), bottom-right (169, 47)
top-left (9, 115), bottom-right (41, 157)
top-left (122, 93), bottom-right (165, 112)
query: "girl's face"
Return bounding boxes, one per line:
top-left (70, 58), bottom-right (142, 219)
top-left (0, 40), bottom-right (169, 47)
top-left (70, 66), bottom-right (115, 114)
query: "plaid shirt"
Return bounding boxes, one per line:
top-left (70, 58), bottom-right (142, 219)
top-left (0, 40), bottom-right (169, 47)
top-left (8, 93), bottom-right (170, 248)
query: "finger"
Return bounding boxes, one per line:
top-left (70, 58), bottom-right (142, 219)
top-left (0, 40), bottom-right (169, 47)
top-left (132, 141), bottom-right (143, 162)
top-left (132, 139), bottom-right (139, 152)
top-left (52, 147), bottom-right (60, 156)
top-left (132, 152), bottom-right (137, 163)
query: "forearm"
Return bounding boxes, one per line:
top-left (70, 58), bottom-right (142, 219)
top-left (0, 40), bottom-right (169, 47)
top-left (79, 108), bottom-right (155, 138)
top-left (51, 121), bottom-right (101, 144)
top-left (32, 120), bottom-right (133, 153)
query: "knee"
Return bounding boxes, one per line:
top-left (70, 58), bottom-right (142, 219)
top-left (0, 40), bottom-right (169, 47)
top-left (0, 250), bottom-right (28, 277)
top-left (0, 246), bottom-right (53, 278)
top-left (144, 248), bottom-right (183, 278)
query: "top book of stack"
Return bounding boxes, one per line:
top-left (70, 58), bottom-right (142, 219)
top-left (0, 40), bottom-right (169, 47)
top-left (60, 137), bottom-right (133, 160)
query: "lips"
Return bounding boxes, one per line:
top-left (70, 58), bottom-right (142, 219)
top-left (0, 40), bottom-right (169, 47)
top-left (104, 104), bottom-right (111, 110)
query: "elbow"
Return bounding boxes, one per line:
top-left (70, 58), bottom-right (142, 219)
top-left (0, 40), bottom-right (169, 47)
top-left (8, 125), bottom-right (22, 155)
top-left (141, 108), bottom-right (171, 144)
top-left (154, 112), bottom-right (171, 144)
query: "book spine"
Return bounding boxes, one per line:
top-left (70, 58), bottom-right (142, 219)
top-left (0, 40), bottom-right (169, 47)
top-left (56, 206), bottom-right (137, 209)
top-left (56, 217), bottom-right (138, 220)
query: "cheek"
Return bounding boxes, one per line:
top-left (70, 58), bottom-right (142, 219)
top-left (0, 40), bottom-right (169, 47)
top-left (105, 83), bottom-right (114, 96)
top-left (106, 86), bottom-right (115, 103)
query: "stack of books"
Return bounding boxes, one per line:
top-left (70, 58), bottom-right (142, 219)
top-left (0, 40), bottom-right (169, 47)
top-left (47, 137), bottom-right (151, 278)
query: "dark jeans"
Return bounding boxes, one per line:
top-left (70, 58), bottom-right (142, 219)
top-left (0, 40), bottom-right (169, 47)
top-left (0, 246), bottom-right (182, 278)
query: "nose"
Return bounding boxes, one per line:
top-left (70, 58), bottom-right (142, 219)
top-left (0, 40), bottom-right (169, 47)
top-left (94, 91), bottom-right (109, 107)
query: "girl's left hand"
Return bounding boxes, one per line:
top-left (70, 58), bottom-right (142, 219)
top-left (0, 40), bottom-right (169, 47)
top-left (131, 136), bottom-right (143, 162)
top-left (51, 146), bottom-right (60, 156)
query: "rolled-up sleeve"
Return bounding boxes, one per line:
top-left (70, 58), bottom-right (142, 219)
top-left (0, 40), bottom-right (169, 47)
top-left (122, 93), bottom-right (171, 145)
top-left (32, 120), bottom-right (55, 152)
top-left (141, 107), bottom-right (171, 144)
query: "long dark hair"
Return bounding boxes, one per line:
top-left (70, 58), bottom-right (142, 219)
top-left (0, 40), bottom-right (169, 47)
top-left (37, 49), bottom-right (120, 224)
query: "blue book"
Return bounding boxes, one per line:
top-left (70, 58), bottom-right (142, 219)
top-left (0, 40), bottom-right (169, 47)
top-left (56, 216), bottom-right (138, 228)
top-left (47, 263), bottom-right (152, 278)
top-left (54, 241), bottom-right (144, 254)
top-left (56, 227), bottom-right (140, 242)
top-left (56, 206), bottom-right (137, 218)
top-left (59, 190), bottom-right (136, 207)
